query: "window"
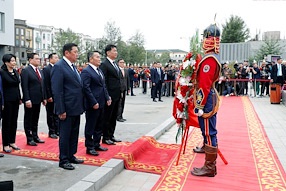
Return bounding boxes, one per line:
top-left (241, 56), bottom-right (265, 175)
top-left (15, 39), bottom-right (19, 46)
top-left (16, 28), bottom-right (19, 35)
top-left (21, 52), bottom-right (25, 58)
top-left (47, 34), bottom-right (50, 41)
top-left (0, 12), bottom-right (4, 32)
top-left (20, 28), bottom-right (24, 36)
top-left (21, 40), bottom-right (24, 47)
top-left (43, 33), bottom-right (45, 40)
top-left (43, 44), bottom-right (46, 49)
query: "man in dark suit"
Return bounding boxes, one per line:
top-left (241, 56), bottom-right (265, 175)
top-left (51, 43), bottom-right (84, 170)
top-left (117, 58), bottom-right (130, 122)
top-left (151, 62), bottom-right (164, 102)
top-left (81, 51), bottom-right (111, 156)
top-left (21, 53), bottom-right (46, 146)
top-left (42, 53), bottom-right (59, 139)
top-left (99, 44), bottom-right (122, 145)
top-left (128, 64), bottom-right (136, 96)
top-left (271, 58), bottom-right (286, 86)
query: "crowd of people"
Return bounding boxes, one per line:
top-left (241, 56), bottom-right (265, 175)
top-left (217, 58), bottom-right (286, 97)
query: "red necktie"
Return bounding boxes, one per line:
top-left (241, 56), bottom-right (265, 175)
top-left (35, 68), bottom-right (42, 81)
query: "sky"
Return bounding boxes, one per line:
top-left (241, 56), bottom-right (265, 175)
top-left (14, 0), bottom-right (286, 52)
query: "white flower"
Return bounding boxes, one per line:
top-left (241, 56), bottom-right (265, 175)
top-left (179, 77), bottom-right (188, 86)
top-left (183, 60), bottom-right (190, 69)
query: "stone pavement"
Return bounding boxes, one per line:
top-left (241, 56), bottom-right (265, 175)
top-left (1, 86), bottom-right (286, 190)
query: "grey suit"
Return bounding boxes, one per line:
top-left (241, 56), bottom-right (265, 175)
top-left (117, 68), bottom-right (130, 120)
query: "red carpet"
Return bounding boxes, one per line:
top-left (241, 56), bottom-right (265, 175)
top-left (152, 97), bottom-right (286, 191)
top-left (1, 134), bottom-right (179, 174)
top-left (0, 131), bottom-right (131, 166)
top-left (114, 136), bottom-right (179, 174)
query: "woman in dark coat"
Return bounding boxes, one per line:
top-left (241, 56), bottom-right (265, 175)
top-left (1, 54), bottom-right (22, 154)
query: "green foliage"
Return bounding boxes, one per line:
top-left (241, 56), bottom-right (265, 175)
top-left (254, 39), bottom-right (285, 61)
top-left (221, 15), bottom-right (250, 43)
top-left (51, 28), bottom-right (81, 58)
top-left (189, 29), bottom-right (203, 57)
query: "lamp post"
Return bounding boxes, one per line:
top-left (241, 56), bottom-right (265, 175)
top-left (145, 50), bottom-right (147, 65)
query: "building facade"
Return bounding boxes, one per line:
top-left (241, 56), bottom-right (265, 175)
top-left (0, 0), bottom-right (14, 65)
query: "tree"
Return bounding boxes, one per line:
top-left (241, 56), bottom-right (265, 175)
top-left (221, 15), bottom-right (250, 43)
top-left (158, 52), bottom-right (171, 64)
top-left (126, 30), bottom-right (146, 64)
top-left (78, 41), bottom-right (96, 64)
top-left (100, 21), bottom-right (122, 55)
top-left (254, 39), bottom-right (285, 61)
top-left (51, 28), bottom-right (80, 58)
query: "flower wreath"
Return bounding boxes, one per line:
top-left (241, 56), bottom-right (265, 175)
top-left (172, 30), bottom-right (203, 143)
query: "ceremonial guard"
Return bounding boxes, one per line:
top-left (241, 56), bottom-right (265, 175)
top-left (191, 23), bottom-right (222, 177)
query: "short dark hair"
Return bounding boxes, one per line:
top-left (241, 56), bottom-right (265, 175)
top-left (277, 58), bottom-right (282, 61)
top-left (117, 58), bottom-right (124, 63)
top-left (62, 43), bottom-right (78, 56)
top-left (2, 53), bottom-right (16, 63)
top-left (104, 44), bottom-right (116, 55)
top-left (48, 53), bottom-right (57, 60)
top-left (27, 53), bottom-right (38, 60)
top-left (87, 50), bottom-right (101, 62)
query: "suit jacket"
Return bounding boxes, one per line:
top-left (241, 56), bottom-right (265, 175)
top-left (51, 59), bottom-right (84, 116)
top-left (128, 68), bottom-right (136, 81)
top-left (119, 68), bottom-right (130, 92)
top-left (21, 64), bottom-right (46, 104)
top-left (0, 67), bottom-right (21, 102)
top-left (81, 65), bottom-right (110, 109)
top-left (271, 64), bottom-right (286, 83)
top-left (151, 68), bottom-right (164, 84)
top-left (42, 64), bottom-right (53, 99)
top-left (99, 59), bottom-right (121, 102)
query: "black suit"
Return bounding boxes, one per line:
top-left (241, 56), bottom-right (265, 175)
top-left (117, 67), bottom-right (130, 120)
top-left (42, 64), bottom-right (59, 136)
top-left (81, 65), bottom-right (110, 150)
top-left (271, 63), bottom-right (286, 85)
top-left (0, 66), bottom-right (21, 147)
top-left (151, 67), bottom-right (164, 100)
top-left (99, 58), bottom-right (121, 141)
top-left (21, 64), bottom-right (46, 142)
top-left (51, 58), bottom-right (84, 165)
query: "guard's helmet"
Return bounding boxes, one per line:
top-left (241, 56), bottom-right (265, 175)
top-left (203, 24), bottom-right (220, 38)
top-left (202, 24), bottom-right (220, 54)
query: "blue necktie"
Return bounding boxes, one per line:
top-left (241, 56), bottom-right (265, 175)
top-left (72, 64), bottom-right (81, 82)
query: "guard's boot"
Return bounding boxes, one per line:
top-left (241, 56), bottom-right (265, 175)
top-left (191, 145), bottom-right (217, 177)
top-left (193, 144), bottom-right (205, 153)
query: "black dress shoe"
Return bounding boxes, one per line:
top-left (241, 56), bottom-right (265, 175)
top-left (122, 118), bottom-right (127, 121)
top-left (111, 137), bottom-right (122, 142)
top-left (49, 134), bottom-right (58, 139)
top-left (34, 138), bottom-right (45, 143)
top-left (95, 146), bottom-right (108, 151)
top-left (70, 158), bottom-right (84, 164)
top-left (9, 144), bottom-right (21, 150)
top-left (131, 94), bottom-right (136, 96)
top-left (86, 149), bottom-right (99, 156)
top-left (158, 100), bottom-right (163, 102)
top-left (117, 118), bottom-right (125, 122)
top-left (27, 141), bottom-right (37, 146)
top-left (3, 146), bottom-right (11, 153)
top-left (59, 163), bottom-right (75, 170)
top-left (0, 153), bottom-right (4, 157)
top-left (102, 139), bottom-right (116, 145)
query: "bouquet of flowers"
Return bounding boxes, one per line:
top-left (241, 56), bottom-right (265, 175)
top-left (172, 30), bottom-right (203, 165)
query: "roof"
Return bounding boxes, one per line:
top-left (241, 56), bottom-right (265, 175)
top-left (146, 49), bottom-right (188, 54)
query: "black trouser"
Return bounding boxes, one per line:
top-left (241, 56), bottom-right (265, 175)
top-left (117, 91), bottom-right (126, 119)
top-left (152, 81), bottom-right (162, 100)
top-left (45, 101), bottom-right (59, 135)
top-left (130, 80), bottom-right (134, 95)
top-left (2, 101), bottom-right (19, 146)
top-left (85, 107), bottom-right (104, 150)
top-left (103, 98), bottom-right (120, 140)
top-left (24, 103), bottom-right (41, 142)
top-left (59, 115), bottom-right (80, 165)
top-left (142, 80), bottom-right (147, 93)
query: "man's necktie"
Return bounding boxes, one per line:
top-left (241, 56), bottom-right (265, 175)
top-left (97, 68), bottom-right (103, 79)
top-left (112, 62), bottom-right (119, 73)
top-left (72, 64), bottom-right (81, 82)
top-left (35, 68), bottom-right (42, 81)
top-left (121, 68), bottom-right (125, 77)
top-left (278, 64), bottom-right (282, 76)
